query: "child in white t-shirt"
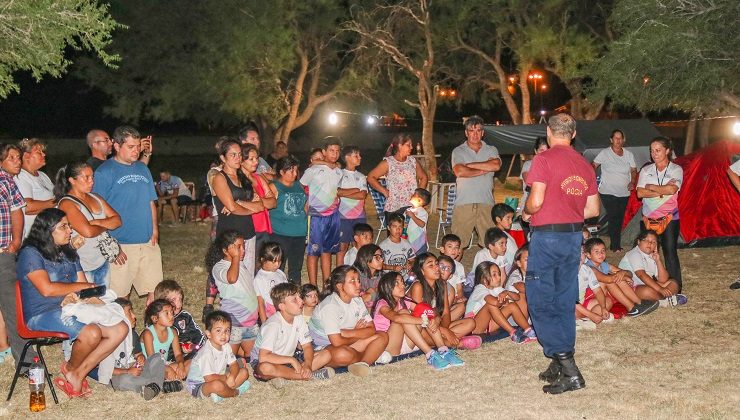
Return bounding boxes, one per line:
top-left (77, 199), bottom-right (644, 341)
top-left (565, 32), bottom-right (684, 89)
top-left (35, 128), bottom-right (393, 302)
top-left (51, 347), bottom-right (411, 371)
top-left (343, 223), bottom-right (374, 266)
top-left (254, 242), bottom-right (289, 323)
top-left (491, 203), bottom-right (518, 268)
top-left (464, 262), bottom-right (536, 344)
top-left (472, 228), bottom-right (510, 277)
top-left (250, 283), bottom-right (335, 388)
top-left (577, 248), bottom-right (613, 325)
top-left (505, 244), bottom-right (529, 319)
top-left (439, 234), bottom-right (466, 303)
top-left (336, 146), bottom-right (369, 266)
top-left (404, 188), bottom-right (431, 255)
top-left (379, 214), bottom-right (415, 278)
top-left (308, 266), bottom-right (389, 377)
top-left (185, 311), bottom-right (250, 402)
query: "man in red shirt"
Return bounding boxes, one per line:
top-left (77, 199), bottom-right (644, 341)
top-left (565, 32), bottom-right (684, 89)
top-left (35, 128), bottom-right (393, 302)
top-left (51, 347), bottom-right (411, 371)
top-left (522, 113), bottom-right (599, 394)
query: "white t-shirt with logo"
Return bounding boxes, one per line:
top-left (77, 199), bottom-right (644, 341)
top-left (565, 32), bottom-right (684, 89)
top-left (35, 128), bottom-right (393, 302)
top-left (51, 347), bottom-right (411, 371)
top-left (338, 169), bottom-right (367, 220)
top-left (251, 311), bottom-right (311, 361)
top-left (308, 293), bottom-right (371, 347)
top-left (187, 339), bottom-right (236, 384)
top-left (379, 237), bottom-right (415, 277)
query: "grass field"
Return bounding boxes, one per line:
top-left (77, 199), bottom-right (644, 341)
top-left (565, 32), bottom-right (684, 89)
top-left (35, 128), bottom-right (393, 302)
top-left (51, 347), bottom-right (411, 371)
top-left (0, 190), bottom-right (738, 419)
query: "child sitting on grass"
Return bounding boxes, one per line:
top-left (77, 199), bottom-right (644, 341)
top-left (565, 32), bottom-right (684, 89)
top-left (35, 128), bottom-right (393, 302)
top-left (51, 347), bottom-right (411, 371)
top-left (308, 265), bottom-right (389, 377)
top-left (505, 244), bottom-right (529, 319)
top-left (465, 262), bottom-right (536, 344)
top-left (404, 188), bottom-right (431, 255)
top-left (380, 213), bottom-right (415, 278)
top-left (109, 298), bottom-right (166, 400)
top-left (437, 255), bottom-right (465, 321)
top-left (618, 230), bottom-right (687, 307)
top-left (254, 242), bottom-right (289, 323)
top-left (577, 248), bottom-right (613, 327)
top-left (372, 272), bottom-right (462, 370)
top-left (301, 284), bottom-right (320, 323)
top-left (584, 237), bottom-right (659, 317)
top-left (141, 299), bottom-right (189, 382)
top-left (491, 203), bottom-right (518, 267)
top-left (343, 223), bottom-right (374, 266)
top-left (154, 280), bottom-right (204, 361)
top-left (206, 229), bottom-right (260, 357)
top-left (186, 311), bottom-right (250, 402)
top-left (472, 228), bottom-right (510, 276)
top-left (439, 234), bottom-right (466, 303)
top-left (353, 244), bottom-right (384, 306)
top-left (251, 283), bottom-right (335, 388)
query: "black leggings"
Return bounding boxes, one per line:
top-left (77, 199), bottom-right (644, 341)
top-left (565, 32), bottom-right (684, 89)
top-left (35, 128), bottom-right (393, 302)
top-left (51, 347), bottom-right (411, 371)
top-left (271, 233), bottom-right (306, 285)
top-left (641, 219), bottom-right (683, 291)
top-left (600, 194), bottom-right (629, 250)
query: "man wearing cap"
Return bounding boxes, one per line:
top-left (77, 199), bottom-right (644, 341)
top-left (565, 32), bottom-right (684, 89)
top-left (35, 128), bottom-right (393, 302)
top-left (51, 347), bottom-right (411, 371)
top-left (522, 113), bottom-right (599, 394)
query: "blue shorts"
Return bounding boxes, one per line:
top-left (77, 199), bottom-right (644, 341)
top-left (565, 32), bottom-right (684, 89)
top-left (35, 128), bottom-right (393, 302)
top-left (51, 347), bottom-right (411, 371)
top-left (27, 309), bottom-right (86, 341)
top-left (308, 212), bottom-right (340, 256)
top-left (339, 217), bottom-right (366, 244)
top-left (229, 324), bottom-right (259, 345)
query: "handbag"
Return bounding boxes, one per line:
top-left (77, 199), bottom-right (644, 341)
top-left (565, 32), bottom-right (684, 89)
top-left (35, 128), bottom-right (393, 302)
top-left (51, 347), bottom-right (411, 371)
top-left (61, 195), bottom-right (121, 262)
top-left (642, 214), bottom-right (673, 235)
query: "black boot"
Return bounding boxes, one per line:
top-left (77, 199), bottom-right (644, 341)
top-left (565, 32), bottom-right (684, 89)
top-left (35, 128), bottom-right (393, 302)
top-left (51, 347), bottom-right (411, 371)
top-left (542, 352), bottom-right (586, 394)
top-left (538, 358), bottom-right (561, 383)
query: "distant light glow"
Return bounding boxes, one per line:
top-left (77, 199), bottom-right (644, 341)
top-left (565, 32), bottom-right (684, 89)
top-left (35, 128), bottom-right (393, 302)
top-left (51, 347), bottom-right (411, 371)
top-left (328, 112), bottom-right (338, 125)
top-left (540, 110), bottom-right (546, 116)
top-left (733, 120), bottom-right (740, 136)
top-left (366, 116), bottom-right (375, 126)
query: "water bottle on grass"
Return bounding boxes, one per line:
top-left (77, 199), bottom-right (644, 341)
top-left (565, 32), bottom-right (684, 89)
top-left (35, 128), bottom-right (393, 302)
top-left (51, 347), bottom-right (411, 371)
top-left (29, 357), bottom-right (45, 412)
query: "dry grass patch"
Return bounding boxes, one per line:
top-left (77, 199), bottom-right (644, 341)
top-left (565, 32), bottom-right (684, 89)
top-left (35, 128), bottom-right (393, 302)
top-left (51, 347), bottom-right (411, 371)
top-left (0, 212), bottom-right (738, 419)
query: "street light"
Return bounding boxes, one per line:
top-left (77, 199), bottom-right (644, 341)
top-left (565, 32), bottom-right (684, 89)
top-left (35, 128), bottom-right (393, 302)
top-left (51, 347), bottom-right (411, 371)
top-left (733, 120), bottom-right (740, 137)
top-left (328, 112), bottom-right (338, 125)
top-left (366, 115), bottom-right (376, 126)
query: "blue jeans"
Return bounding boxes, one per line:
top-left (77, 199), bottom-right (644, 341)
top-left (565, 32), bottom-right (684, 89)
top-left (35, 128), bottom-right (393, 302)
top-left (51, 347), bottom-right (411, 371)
top-left (525, 231), bottom-right (582, 357)
top-left (27, 309), bottom-right (86, 341)
top-left (85, 261), bottom-right (110, 287)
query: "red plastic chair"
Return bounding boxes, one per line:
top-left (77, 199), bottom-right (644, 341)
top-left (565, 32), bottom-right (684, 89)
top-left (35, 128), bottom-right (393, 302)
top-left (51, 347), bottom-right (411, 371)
top-left (6, 281), bottom-right (69, 404)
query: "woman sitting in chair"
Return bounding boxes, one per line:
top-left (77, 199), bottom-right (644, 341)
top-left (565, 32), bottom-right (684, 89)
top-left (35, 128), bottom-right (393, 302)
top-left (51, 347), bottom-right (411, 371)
top-left (16, 208), bottom-right (128, 397)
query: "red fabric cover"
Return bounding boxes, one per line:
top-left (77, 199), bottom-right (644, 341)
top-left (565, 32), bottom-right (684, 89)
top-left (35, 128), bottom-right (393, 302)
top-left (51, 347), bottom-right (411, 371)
top-left (509, 229), bottom-right (527, 248)
top-left (622, 140), bottom-right (740, 243)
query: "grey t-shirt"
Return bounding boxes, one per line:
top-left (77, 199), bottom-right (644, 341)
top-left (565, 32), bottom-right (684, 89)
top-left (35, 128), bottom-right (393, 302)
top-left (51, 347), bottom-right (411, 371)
top-left (451, 141), bottom-right (500, 205)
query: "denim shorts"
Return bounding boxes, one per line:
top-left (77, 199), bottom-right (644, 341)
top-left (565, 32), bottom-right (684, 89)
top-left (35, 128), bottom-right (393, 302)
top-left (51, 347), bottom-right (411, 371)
top-left (229, 324), bottom-right (259, 345)
top-left (85, 261), bottom-right (110, 287)
top-left (27, 309), bottom-right (86, 341)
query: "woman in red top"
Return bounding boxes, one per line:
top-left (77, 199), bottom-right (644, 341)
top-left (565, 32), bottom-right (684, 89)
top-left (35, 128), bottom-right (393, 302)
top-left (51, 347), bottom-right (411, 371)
top-left (241, 144), bottom-right (277, 271)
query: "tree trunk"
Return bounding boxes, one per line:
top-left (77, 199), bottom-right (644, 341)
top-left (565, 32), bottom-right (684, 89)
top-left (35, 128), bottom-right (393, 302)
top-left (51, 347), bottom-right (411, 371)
top-left (698, 118), bottom-right (711, 148)
top-left (518, 65), bottom-right (533, 124)
top-left (684, 116), bottom-right (697, 155)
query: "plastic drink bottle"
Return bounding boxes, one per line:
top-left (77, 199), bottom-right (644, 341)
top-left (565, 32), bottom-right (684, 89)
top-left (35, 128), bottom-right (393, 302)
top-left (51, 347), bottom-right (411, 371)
top-left (29, 357), bottom-right (46, 412)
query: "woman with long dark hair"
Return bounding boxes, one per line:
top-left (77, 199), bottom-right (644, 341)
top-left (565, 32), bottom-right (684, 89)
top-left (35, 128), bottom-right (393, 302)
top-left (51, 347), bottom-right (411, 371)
top-left (636, 137), bottom-right (683, 290)
top-left (17, 208), bottom-right (128, 397)
top-left (407, 253), bottom-right (479, 350)
top-left (55, 162), bottom-right (122, 286)
top-left (269, 156), bottom-right (307, 284)
top-left (240, 143), bottom-right (276, 269)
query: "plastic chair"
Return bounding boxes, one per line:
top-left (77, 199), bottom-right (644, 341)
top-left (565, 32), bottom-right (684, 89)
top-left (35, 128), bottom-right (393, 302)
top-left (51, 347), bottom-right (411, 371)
top-left (434, 184), bottom-right (457, 248)
top-left (7, 282), bottom-right (68, 404)
top-left (369, 178), bottom-right (388, 243)
top-left (180, 182), bottom-right (202, 222)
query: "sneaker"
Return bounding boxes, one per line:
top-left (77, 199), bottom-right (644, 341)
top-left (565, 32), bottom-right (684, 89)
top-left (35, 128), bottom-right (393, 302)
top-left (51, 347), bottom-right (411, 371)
top-left (730, 280), bottom-right (740, 290)
top-left (347, 362), bottom-right (371, 377)
top-left (269, 377), bottom-right (287, 389)
top-left (210, 393), bottom-right (224, 403)
top-left (659, 295), bottom-right (677, 307)
top-left (510, 329), bottom-right (527, 344)
top-left (675, 294), bottom-right (688, 305)
top-left (458, 335), bottom-right (482, 350)
top-left (426, 351), bottom-right (450, 371)
top-left (523, 328), bottom-right (538, 343)
top-left (440, 349), bottom-right (464, 367)
top-left (602, 313), bottom-right (616, 324)
top-left (162, 380), bottom-right (183, 393)
top-left (376, 351), bottom-right (392, 365)
top-left (237, 380), bottom-right (251, 395)
top-left (311, 367), bottom-right (335, 380)
top-left (626, 300), bottom-right (659, 317)
top-left (575, 319), bottom-right (597, 331)
top-left (141, 383), bottom-right (161, 401)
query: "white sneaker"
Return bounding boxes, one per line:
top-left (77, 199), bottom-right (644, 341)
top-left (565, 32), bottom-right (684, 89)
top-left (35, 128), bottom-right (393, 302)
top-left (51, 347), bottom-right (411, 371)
top-left (659, 295), bottom-right (678, 308)
top-left (376, 351), bottom-right (392, 365)
top-left (602, 313), bottom-right (616, 323)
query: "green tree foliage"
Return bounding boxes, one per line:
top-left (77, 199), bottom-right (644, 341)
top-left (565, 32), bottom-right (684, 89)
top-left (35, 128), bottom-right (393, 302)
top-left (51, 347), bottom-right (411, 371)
top-left (79, 0), bottom-right (372, 143)
top-left (0, 0), bottom-right (119, 98)
top-left (593, 0), bottom-right (739, 114)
